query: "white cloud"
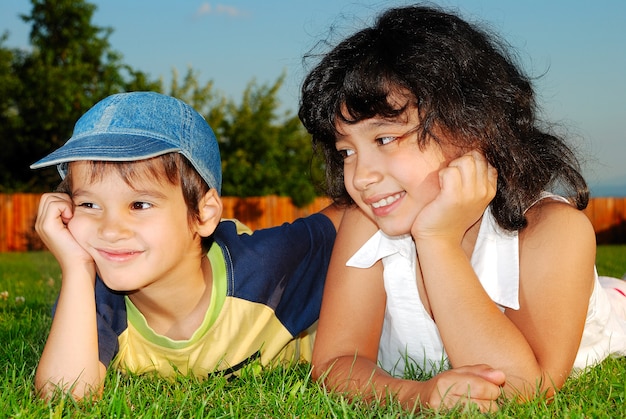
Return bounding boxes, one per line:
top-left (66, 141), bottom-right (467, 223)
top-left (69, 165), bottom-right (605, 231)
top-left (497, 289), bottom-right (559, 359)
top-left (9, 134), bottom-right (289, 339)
top-left (195, 3), bottom-right (247, 18)
top-left (196, 3), bottom-right (212, 16)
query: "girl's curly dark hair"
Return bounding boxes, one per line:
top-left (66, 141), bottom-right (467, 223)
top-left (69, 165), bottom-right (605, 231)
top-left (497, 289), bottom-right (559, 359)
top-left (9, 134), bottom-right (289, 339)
top-left (299, 4), bottom-right (588, 231)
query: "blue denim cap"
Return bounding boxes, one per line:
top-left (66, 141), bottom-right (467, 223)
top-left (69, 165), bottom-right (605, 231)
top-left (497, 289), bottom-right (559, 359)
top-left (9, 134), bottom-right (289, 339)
top-left (30, 91), bottom-right (222, 194)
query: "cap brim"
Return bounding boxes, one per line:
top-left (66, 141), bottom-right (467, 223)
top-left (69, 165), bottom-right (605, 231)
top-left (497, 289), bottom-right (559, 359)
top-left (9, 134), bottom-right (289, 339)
top-left (30, 134), bottom-right (180, 169)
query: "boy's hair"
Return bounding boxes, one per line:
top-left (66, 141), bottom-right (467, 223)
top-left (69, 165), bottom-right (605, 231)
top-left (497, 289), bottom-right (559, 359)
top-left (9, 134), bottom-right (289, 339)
top-left (299, 5), bottom-right (588, 231)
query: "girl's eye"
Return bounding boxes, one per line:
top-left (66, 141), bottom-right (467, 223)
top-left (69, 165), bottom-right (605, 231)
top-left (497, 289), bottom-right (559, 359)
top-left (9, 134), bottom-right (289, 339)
top-left (131, 202), bottom-right (152, 210)
top-left (337, 148), bottom-right (355, 159)
top-left (377, 136), bottom-right (397, 146)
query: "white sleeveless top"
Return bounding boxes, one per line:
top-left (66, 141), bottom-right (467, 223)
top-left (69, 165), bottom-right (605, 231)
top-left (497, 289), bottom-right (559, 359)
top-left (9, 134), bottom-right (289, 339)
top-left (347, 201), bottom-right (626, 377)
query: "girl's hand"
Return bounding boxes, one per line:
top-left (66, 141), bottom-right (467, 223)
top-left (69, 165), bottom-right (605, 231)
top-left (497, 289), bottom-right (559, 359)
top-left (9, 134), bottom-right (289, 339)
top-left (412, 150), bottom-right (497, 243)
top-left (35, 193), bottom-right (95, 274)
top-left (420, 364), bottom-right (505, 412)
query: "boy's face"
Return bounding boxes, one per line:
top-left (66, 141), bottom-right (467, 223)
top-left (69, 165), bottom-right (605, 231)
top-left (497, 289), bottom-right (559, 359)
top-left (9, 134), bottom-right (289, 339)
top-left (66, 161), bottom-right (205, 292)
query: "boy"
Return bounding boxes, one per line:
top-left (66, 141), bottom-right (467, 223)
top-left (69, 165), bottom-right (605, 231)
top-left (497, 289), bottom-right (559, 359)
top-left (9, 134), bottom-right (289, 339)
top-left (32, 91), bottom-right (341, 399)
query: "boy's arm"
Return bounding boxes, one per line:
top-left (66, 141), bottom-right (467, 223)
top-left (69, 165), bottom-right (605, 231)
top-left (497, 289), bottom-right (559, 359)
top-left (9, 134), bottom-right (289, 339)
top-left (35, 269), bottom-right (107, 399)
top-left (34, 193), bottom-right (106, 399)
top-left (319, 203), bottom-right (345, 231)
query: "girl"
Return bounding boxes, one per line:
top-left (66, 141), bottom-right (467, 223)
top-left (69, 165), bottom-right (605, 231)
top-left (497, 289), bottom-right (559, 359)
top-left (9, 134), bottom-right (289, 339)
top-left (299, 4), bottom-right (626, 412)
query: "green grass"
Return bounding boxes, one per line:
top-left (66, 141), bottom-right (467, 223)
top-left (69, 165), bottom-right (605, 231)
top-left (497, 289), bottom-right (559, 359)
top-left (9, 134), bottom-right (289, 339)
top-left (595, 245), bottom-right (626, 279)
top-left (1, 248), bottom-right (625, 418)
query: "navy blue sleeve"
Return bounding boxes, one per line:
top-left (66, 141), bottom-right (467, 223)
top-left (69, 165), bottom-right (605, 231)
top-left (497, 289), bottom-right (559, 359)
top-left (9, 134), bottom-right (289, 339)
top-left (94, 275), bottom-right (127, 366)
top-left (214, 213), bottom-right (337, 336)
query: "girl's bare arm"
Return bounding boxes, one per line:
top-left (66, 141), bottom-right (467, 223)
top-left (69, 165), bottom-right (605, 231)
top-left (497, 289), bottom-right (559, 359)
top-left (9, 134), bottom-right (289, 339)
top-left (414, 154), bottom-right (595, 399)
top-left (313, 207), bottom-right (504, 411)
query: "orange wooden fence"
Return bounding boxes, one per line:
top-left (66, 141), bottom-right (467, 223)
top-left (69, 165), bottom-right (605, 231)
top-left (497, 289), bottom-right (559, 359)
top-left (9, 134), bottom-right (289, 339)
top-left (1, 193), bottom-right (625, 252)
top-left (584, 197), bottom-right (626, 245)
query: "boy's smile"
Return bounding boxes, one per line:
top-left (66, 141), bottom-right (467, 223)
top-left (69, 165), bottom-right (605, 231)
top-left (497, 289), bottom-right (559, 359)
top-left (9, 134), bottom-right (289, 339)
top-left (96, 248), bottom-right (144, 263)
top-left (66, 161), bottom-right (205, 294)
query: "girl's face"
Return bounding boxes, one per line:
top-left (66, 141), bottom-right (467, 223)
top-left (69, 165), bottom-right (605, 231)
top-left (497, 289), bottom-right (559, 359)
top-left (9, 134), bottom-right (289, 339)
top-left (66, 161), bottom-right (204, 292)
top-left (335, 105), bottom-right (456, 237)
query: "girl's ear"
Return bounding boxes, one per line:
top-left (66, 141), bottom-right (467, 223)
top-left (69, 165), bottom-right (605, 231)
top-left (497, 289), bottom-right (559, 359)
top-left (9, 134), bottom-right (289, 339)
top-left (196, 188), bottom-right (223, 237)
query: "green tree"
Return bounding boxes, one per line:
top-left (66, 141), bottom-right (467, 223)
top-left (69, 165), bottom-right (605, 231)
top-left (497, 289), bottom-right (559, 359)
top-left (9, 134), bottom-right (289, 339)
top-left (166, 69), bottom-right (324, 206)
top-left (0, 0), bottom-right (160, 192)
top-left (216, 76), bottom-right (323, 206)
top-left (167, 67), bottom-right (228, 133)
top-left (0, 34), bottom-right (22, 189)
top-left (1, 0), bottom-right (324, 204)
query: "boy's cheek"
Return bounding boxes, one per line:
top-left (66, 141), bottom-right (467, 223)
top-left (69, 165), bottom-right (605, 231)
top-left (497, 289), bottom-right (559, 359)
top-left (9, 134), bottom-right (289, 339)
top-left (66, 216), bottom-right (89, 244)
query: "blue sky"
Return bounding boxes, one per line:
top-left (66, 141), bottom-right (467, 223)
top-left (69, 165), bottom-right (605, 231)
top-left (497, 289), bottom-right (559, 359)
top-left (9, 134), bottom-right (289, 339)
top-left (1, 0), bottom-right (625, 191)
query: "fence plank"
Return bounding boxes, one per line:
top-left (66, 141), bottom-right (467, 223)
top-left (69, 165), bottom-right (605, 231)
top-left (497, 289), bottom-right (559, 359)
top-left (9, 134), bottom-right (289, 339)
top-left (0, 193), bottom-right (623, 252)
top-left (586, 197), bottom-right (626, 245)
top-left (0, 194), bottom-right (11, 252)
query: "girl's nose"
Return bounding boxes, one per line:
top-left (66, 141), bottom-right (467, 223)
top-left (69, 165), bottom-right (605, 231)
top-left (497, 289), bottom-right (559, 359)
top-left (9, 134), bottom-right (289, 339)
top-left (352, 155), bottom-right (383, 191)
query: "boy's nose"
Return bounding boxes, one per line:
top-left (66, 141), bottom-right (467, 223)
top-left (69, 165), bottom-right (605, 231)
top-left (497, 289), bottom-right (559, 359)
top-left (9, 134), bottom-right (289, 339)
top-left (98, 213), bottom-right (131, 241)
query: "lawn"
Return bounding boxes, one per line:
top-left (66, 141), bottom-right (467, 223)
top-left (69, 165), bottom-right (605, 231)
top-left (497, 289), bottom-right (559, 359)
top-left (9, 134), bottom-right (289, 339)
top-left (1, 247), bottom-right (625, 418)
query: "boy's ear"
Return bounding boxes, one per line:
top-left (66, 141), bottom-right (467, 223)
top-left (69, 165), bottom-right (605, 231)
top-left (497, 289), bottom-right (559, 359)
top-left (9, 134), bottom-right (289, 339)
top-left (196, 188), bottom-right (223, 237)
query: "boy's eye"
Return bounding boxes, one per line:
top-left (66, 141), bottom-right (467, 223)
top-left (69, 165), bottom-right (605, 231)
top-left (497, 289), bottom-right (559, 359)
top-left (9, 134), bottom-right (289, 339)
top-left (131, 202), bottom-right (152, 210)
top-left (77, 202), bottom-right (100, 210)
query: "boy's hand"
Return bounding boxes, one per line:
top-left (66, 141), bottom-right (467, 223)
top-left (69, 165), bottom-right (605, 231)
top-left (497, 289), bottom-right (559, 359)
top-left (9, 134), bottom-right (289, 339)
top-left (36, 193), bottom-right (95, 275)
top-left (411, 151), bottom-right (497, 243)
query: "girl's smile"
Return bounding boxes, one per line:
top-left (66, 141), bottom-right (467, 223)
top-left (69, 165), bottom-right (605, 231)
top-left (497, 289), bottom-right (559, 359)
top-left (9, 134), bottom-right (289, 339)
top-left (370, 191), bottom-right (405, 209)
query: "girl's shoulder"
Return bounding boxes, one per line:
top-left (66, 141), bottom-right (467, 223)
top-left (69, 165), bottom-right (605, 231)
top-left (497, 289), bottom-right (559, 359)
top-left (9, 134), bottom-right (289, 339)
top-left (520, 194), bottom-right (595, 253)
top-left (524, 194), bottom-right (589, 223)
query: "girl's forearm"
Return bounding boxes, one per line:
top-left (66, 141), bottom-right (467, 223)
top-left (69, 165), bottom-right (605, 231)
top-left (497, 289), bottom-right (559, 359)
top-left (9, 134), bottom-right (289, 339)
top-left (415, 239), bottom-right (544, 398)
top-left (314, 356), bottom-right (424, 408)
top-left (315, 355), bottom-right (505, 410)
top-left (35, 267), bottom-right (103, 399)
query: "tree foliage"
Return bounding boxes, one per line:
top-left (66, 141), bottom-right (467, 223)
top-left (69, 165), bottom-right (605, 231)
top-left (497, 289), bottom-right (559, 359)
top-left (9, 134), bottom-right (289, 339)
top-left (166, 68), bottom-right (324, 206)
top-left (216, 76), bottom-right (323, 206)
top-left (1, 0), bottom-right (161, 192)
top-left (1, 0), bottom-right (323, 206)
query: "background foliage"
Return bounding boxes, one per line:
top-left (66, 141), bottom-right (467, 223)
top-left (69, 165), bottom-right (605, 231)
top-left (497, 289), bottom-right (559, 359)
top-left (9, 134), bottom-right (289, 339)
top-left (0, 0), bottom-right (323, 206)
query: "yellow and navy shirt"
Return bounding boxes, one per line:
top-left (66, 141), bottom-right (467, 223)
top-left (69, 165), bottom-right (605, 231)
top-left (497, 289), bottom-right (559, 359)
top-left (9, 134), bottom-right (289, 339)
top-left (91, 214), bottom-right (336, 379)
